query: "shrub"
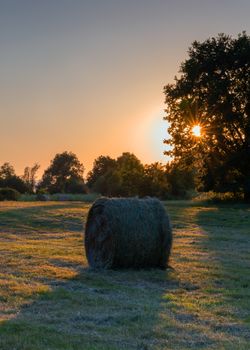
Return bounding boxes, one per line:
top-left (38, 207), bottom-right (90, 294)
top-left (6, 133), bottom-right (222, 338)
top-left (36, 193), bottom-right (50, 201)
top-left (194, 191), bottom-right (244, 203)
top-left (0, 188), bottom-right (20, 201)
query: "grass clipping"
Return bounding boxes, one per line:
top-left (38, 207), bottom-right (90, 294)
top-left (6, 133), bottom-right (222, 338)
top-left (85, 197), bottom-right (172, 269)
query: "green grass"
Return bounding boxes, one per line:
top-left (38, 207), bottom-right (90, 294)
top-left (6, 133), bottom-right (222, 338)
top-left (19, 193), bottom-right (100, 202)
top-left (0, 200), bottom-right (249, 349)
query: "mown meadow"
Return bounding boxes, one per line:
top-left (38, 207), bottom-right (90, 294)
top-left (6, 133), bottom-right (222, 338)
top-left (0, 200), bottom-right (249, 349)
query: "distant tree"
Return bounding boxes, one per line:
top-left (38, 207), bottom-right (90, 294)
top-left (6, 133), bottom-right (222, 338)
top-left (165, 161), bottom-right (195, 198)
top-left (22, 163), bottom-right (40, 193)
top-left (87, 153), bottom-right (151, 197)
top-left (141, 162), bottom-right (169, 199)
top-left (0, 163), bottom-right (29, 194)
top-left (0, 163), bottom-right (15, 179)
top-left (114, 152), bottom-right (145, 196)
top-left (88, 153), bottom-right (194, 198)
top-left (65, 177), bottom-right (88, 194)
top-left (87, 156), bottom-right (116, 189)
top-left (164, 32), bottom-right (250, 201)
top-left (38, 151), bottom-right (86, 194)
top-left (91, 169), bottom-right (120, 196)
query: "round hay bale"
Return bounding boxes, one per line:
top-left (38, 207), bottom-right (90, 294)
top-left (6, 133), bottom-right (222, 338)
top-left (84, 197), bottom-right (172, 269)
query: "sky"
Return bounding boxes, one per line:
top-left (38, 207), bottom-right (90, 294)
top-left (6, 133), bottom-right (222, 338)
top-left (1, 0), bottom-right (250, 177)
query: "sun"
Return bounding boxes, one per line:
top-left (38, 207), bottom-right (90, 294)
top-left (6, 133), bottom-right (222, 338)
top-left (192, 124), bottom-right (201, 137)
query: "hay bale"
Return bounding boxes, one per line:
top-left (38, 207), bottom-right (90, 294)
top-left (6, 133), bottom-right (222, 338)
top-left (84, 197), bottom-right (172, 269)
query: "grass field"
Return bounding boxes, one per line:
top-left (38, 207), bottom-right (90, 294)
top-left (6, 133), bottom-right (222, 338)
top-left (0, 200), bottom-right (249, 350)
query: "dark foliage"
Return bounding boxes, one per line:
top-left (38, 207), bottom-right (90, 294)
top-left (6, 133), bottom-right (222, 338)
top-left (0, 188), bottom-right (20, 201)
top-left (164, 32), bottom-right (250, 202)
top-left (166, 161), bottom-right (196, 198)
top-left (87, 153), bottom-right (194, 199)
top-left (36, 193), bottom-right (49, 201)
top-left (114, 152), bottom-right (145, 196)
top-left (38, 151), bottom-right (86, 194)
top-left (87, 153), bottom-right (145, 197)
top-left (65, 177), bottom-right (88, 194)
top-left (87, 156), bottom-right (116, 189)
top-left (140, 162), bottom-right (170, 199)
top-left (0, 163), bottom-right (29, 194)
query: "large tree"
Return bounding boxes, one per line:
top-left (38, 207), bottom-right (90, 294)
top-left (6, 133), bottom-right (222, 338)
top-left (164, 32), bottom-right (250, 201)
top-left (38, 151), bottom-right (86, 194)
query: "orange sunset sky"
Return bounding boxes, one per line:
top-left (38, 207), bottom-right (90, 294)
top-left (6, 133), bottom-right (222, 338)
top-left (1, 0), bottom-right (250, 177)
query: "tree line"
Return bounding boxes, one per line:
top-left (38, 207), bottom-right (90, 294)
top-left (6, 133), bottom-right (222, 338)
top-left (0, 151), bottom-right (195, 199)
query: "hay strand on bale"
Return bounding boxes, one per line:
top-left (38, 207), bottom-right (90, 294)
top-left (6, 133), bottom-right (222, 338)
top-left (84, 197), bottom-right (172, 269)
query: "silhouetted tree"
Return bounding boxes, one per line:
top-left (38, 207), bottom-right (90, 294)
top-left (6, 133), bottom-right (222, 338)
top-left (164, 32), bottom-right (250, 201)
top-left (87, 153), bottom-right (194, 199)
top-left (0, 163), bottom-right (15, 179)
top-left (165, 161), bottom-right (195, 198)
top-left (91, 169), bottom-right (120, 196)
top-left (22, 163), bottom-right (40, 193)
top-left (0, 163), bottom-right (29, 194)
top-left (114, 152), bottom-right (145, 196)
top-left (87, 156), bottom-right (116, 189)
top-left (141, 162), bottom-right (169, 199)
top-left (38, 152), bottom-right (86, 194)
top-left (88, 153), bottom-right (151, 197)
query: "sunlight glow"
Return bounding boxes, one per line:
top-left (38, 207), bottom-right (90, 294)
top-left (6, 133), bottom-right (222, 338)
top-left (192, 124), bottom-right (201, 137)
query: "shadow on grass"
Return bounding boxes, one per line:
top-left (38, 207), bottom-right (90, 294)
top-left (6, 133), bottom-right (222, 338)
top-left (195, 204), bottom-right (250, 342)
top-left (0, 266), bottom-right (218, 350)
top-left (0, 202), bottom-right (87, 234)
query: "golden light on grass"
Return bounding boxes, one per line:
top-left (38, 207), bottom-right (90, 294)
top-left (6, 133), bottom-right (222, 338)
top-left (192, 124), bottom-right (201, 137)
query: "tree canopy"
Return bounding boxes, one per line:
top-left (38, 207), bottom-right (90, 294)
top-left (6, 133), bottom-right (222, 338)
top-left (86, 153), bottom-right (145, 197)
top-left (0, 163), bottom-right (15, 179)
top-left (115, 152), bottom-right (145, 196)
top-left (86, 153), bottom-right (193, 199)
top-left (87, 155), bottom-right (116, 189)
top-left (164, 32), bottom-right (250, 201)
top-left (38, 151), bottom-right (86, 194)
top-left (0, 163), bottom-right (29, 194)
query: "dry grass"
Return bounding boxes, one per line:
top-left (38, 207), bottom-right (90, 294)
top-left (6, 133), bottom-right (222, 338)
top-left (0, 200), bottom-right (249, 349)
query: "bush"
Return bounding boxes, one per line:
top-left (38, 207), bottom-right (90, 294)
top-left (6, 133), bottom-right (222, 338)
top-left (65, 179), bottom-right (88, 194)
top-left (19, 194), bottom-right (37, 201)
top-left (194, 191), bottom-right (244, 203)
top-left (50, 193), bottom-right (100, 202)
top-left (36, 193), bottom-right (50, 201)
top-left (0, 176), bottom-right (29, 194)
top-left (0, 188), bottom-right (20, 201)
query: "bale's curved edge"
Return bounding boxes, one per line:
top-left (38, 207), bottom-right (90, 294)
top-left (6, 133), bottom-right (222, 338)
top-left (84, 197), bottom-right (172, 269)
top-left (84, 198), bottom-right (114, 268)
